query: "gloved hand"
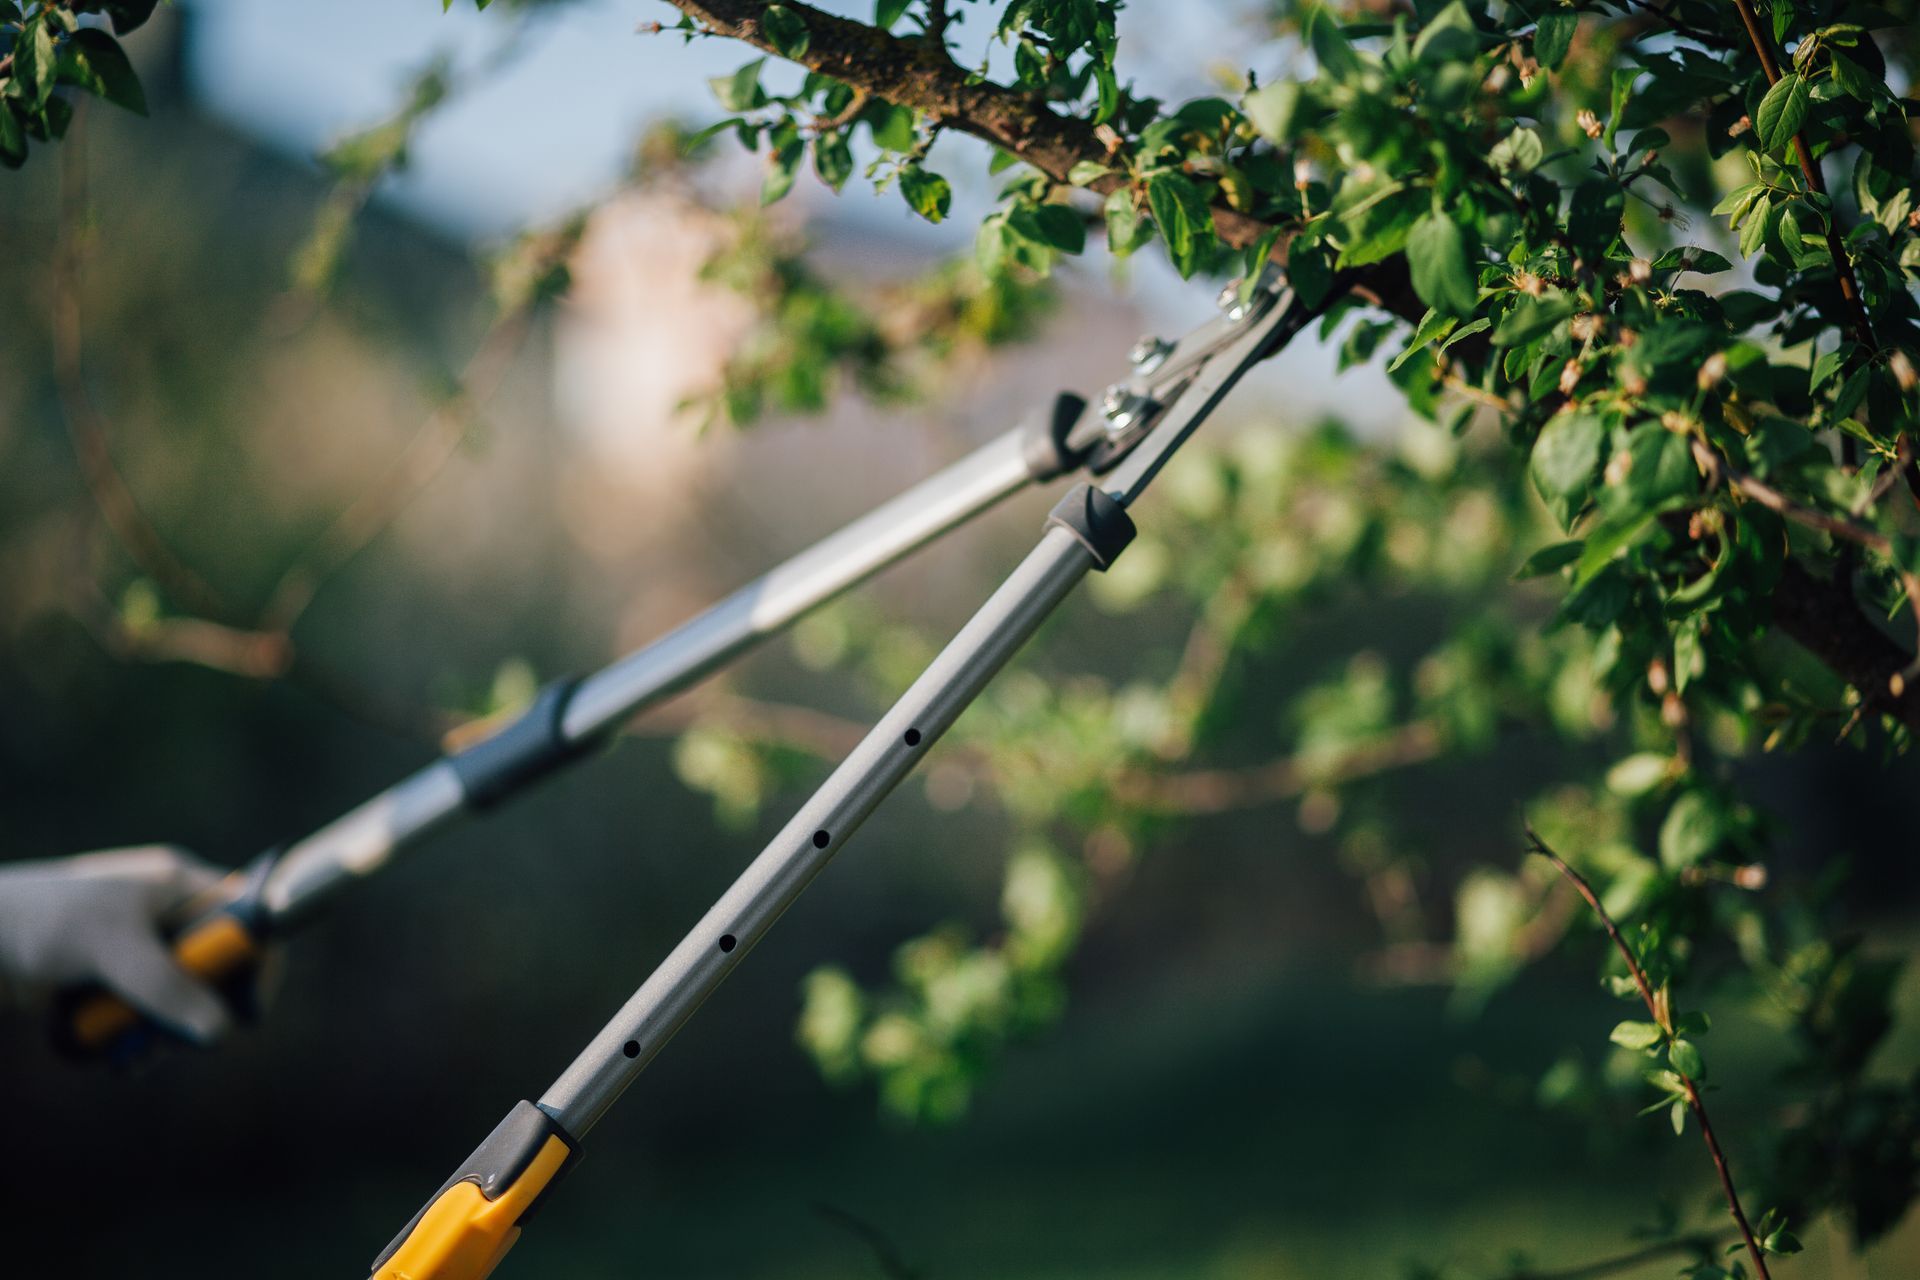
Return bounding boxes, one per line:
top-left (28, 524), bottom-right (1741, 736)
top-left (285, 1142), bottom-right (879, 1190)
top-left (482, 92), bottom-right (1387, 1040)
top-left (0, 846), bottom-right (234, 1045)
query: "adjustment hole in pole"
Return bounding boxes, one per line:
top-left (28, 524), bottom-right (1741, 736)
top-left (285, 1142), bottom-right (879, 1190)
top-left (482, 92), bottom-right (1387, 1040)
top-left (623, 1041), bottom-right (640, 1059)
top-left (719, 934), bottom-right (737, 952)
top-left (904, 728), bottom-right (922, 746)
top-left (812, 830), bottom-right (830, 848)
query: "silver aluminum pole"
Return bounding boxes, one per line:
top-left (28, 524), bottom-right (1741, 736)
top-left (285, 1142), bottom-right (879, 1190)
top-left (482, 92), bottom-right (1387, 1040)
top-left (367, 279), bottom-right (1311, 1278)
top-left (63, 402), bottom-right (1083, 1055)
top-left (540, 520), bottom-right (1098, 1134)
top-left (260, 419), bottom-right (1055, 927)
top-left (535, 281), bottom-right (1308, 1140)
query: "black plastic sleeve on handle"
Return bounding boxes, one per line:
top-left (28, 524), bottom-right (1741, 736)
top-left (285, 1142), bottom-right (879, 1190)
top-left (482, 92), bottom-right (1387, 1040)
top-left (1044, 484), bottom-right (1137, 570)
top-left (1020, 392), bottom-right (1089, 481)
top-left (449, 677), bottom-right (595, 811)
top-left (371, 1101), bottom-right (580, 1272)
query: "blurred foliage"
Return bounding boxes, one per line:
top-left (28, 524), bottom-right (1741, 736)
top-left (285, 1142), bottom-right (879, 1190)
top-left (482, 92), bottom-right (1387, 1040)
top-left (649, 116), bottom-right (1059, 429)
top-left (10, 0), bottom-right (1920, 1273)
top-left (641, 0), bottom-right (1920, 1273)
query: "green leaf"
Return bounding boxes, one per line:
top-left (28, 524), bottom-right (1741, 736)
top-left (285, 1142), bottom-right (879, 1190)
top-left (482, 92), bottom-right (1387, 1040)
top-left (761, 6), bottom-right (811, 58)
top-left (1146, 171), bottom-right (1215, 278)
top-left (1829, 51), bottom-right (1875, 101)
top-left (1091, 62), bottom-right (1119, 124)
top-left (1610, 1020), bottom-right (1665, 1051)
top-left (1489, 126), bottom-right (1544, 174)
top-left (1755, 72), bottom-right (1810, 153)
top-left (1530, 412), bottom-right (1604, 530)
top-left (1387, 308), bottom-right (1457, 373)
top-left (1412, 1), bottom-right (1477, 67)
top-left (1612, 426), bottom-right (1697, 513)
top-left (1513, 540), bottom-right (1584, 581)
top-left (1567, 180), bottom-right (1625, 255)
top-left (14, 15), bottom-right (57, 111)
top-left (875, 0), bottom-right (912, 27)
top-left (102, 0), bottom-right (160, 34)
top-left (761, 135), bottom-right (803, 205)
top-left (0, 101), bottom-right (24, 168)
top-left (1242, 80), bottom-right (1301, 145)
top-left (1103, 188), bottom-right (1147, 256)
top-left (1670, 1098), bottom-right (1687, 1135)
top-left (1441, 316), bottom-right (1491, 352)
top-left (898, 166), bottom-right (951, 222)
top-left (868, 104), bottom-right (915, 152)
top-left (1606, 752), bottom-right (1671, 796)
top-left (1739, 192), bottom-right (1772, 256)
top-left (1407, 211), bottom-right (1478, 317)
top-left (1028, 203), bottom-right (1086, 254)
top-left (1067, 159), bottom-right (1113, 186)
top-left (1603, 66), bottom-right (1636, 148)
top-left (1573, 510), bottom-right (1655, 586)
top-left (1307, 8), bottom-right (1363, 80)
top-left (1533, 11), bottom-right (1576, 70)
top-left (1669, 1038), bottom-right (1706, 1079)
top-left (1672, 622), bottom-right (1703, 693)
top-left (812, 131), bottom-right (852, 191)
top-left (1763, 1226), bottom-right (1804, 1256)
top-left (1287, 238), bottom-right (1332, 308)
top-left (1659, 791), bottom-right (1725, 869)
top-left (54, 29), bottom-right (147, 116)
top-left (710, 58), bottom-right (766, 113)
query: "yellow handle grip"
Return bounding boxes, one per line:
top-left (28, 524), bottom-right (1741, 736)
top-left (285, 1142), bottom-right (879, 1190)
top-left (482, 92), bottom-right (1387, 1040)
top-left (374, 1135), bottom-right (572, 1280)
top-left (65, 912), bottom-right (261, 1052)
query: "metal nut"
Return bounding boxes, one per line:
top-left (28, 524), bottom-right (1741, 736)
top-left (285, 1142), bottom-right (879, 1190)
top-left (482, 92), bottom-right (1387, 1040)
top-left (1128, 335), bottom-right (1173, 375)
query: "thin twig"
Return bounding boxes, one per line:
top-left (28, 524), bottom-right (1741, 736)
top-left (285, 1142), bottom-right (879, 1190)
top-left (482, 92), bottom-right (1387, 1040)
top-left (70, 580), bottom-right (449, 741)
top-left (254, 309), bottom-right (532, 633)
top-left (1153, 572), bottom-right (1256, 759)
top-left (1525, 827), bottom-right (1773, 1280)
top-left (51, 108), bottom-right (236, 623)
top-left (811, 87), bottom-right (871, 134)
top-left (643, 684), bottom-right (1447, 818)
top-left (1501, 1231), bottom-right (1728, 1280)
top-left (1116, 721), bottom-right (1445, 814)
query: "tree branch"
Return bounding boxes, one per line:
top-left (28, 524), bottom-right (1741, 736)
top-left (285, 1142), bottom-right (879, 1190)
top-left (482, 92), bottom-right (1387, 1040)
top-left (658, 0), bottom-right (1282, 256)
top-left (1526, 828), bottom-right (1774, 1280)
top-left (1500, 1232), bottom-right (1727, 1280)
top-left (655, 0), bottom-right (1920, 745)
top-left (1115, 721), bottom-right (1445, 814)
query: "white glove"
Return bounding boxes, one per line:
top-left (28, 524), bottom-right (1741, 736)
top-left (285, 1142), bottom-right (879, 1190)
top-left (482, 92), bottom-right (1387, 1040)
top-left (0, 846), bottom-right (233, 1045)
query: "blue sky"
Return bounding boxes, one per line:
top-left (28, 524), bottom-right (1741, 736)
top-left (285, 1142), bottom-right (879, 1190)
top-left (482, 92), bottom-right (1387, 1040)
top-left (185, 0), bottom-right (1264, 241)
top-left (182, 0), bottom-right (1397, 429)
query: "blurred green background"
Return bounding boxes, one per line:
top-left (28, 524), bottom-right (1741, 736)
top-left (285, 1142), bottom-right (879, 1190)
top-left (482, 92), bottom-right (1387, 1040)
top-left (2, 7), bottom-right (1917, 1278)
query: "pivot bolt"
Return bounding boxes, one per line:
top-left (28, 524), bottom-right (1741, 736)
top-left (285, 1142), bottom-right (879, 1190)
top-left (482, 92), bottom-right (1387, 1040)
top-left (1100, 383), bottom-right (1152, 435)
top-left (1215, 279), bottom-right (1251, 321)
top-left (1128, 335), bottom-right (1173, 375)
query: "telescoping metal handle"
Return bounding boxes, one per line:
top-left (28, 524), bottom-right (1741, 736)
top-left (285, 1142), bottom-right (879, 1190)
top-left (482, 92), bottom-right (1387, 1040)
top-left (369, 278), bottom-right (1311, 1279)
top-left (54, 398), bottom-right (1093, 1061)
